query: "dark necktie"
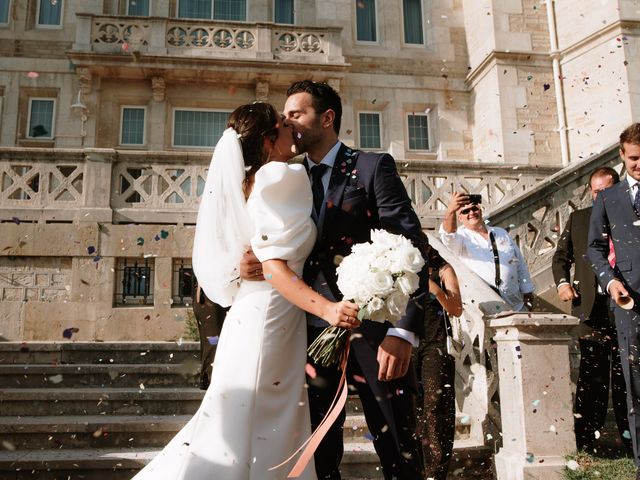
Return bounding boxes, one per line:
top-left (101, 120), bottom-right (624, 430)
top-left (310, 163), bottom-right (328, 214)
top-left (634, 184), bottom-right (640, 217)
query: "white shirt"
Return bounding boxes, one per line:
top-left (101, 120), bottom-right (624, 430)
top-left (439, 224), bottom-right (534, 311)
top-left (628, 175), bottom-right (640, 205)
top-left (305, 142), bottom-right (418, 346)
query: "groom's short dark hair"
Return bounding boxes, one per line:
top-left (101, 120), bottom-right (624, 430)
top-left (287, 80), bottom-right (342, 135)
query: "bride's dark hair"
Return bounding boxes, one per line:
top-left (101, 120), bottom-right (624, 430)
top-left (227, 102), bottom-right (279, 181)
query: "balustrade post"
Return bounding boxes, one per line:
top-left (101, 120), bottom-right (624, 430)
top-left (489, 313), bottom-right (579, 480)
top-left (79, 149), bottom-right (115, 224)
top-left (73, 13), bottom-right (93, 52)
top-left (148, 18), bottom-right (168, 55)
top-left (255, 23), bottom-right (273, 61)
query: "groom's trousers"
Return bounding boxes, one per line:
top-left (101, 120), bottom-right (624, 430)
top-left (307, 325), bottom-right (424, 480)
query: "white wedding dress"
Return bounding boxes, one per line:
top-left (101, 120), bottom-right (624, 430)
top-left (133, 162), bottom-right (317, 480)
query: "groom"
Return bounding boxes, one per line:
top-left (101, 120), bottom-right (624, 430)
top-left (284, 80), bottom-right (429, 479)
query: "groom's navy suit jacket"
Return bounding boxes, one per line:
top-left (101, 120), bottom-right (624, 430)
top-left (304, 143), bottom-right (430, 334)
top-left (587, 180), bottom-right (640, 299)
top-left (303, 143), bottom-right (430, 387)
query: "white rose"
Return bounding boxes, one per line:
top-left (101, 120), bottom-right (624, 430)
top-left (395, 272), bottom-right (419, 296)
top-left (392, 244), bottom-right (425, 274)
top-left (369, 305), bottom-right (388, 323)
top-left (366, 296), bottom-right (384, 315)
top-left (371, 229), bottom-right (403, 250)
top-left (372, 253), bottom-right (393, 272)
top-left (386, 292), bottom-right (409, 323)
top-left (368, 270), bottom-right (395, 296)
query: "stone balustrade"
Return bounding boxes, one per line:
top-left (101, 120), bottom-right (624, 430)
top-left (486, 144), bottom-right (621, 276)
top-left (0, 148), bottom-right (558, 227)
top-left (72, 14), bottom-right (345, 65)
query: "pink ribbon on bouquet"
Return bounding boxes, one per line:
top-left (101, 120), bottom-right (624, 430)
top-left (269, 338), bottom-right (351, 478)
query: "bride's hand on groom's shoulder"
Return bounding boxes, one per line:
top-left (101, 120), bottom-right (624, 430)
top-left (239, 247), bottom-right (264, 281)
top-left (324, 300), bottom-right (360, 330)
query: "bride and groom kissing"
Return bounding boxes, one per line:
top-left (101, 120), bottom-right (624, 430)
top-left (133, 80), bottom-right (431, 480)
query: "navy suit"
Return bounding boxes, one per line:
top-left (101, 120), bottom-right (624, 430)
top-left (588, 179), bottom-right (640, 464)
top-left (304, 143), bottom-right (429, 479)
top-left (554, 208), bottom-right (630, 452)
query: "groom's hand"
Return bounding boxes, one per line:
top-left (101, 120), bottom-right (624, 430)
top-left (377, 336), bottom-right (411, 381)
top-left (240, 247), bottom-right (264, 281)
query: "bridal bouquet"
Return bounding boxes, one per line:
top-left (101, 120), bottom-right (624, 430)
top-left (308, 229), bottom-right (425, 367)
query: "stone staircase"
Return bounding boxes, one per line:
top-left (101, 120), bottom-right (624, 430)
top-left (0, 342), bottom-right (492, 479)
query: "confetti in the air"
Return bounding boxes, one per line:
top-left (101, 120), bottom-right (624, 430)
top-left (62, 327), bottom-right (79, 339)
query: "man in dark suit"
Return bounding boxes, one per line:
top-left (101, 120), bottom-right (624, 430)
top-left (191, 280), bottom-right (227, 389)
top-left (588, 123), bottom-right (640, 477)
top-left (553, 167), bottom-right (630, 453)
top-left (283, 80), bottom-right (429, 480)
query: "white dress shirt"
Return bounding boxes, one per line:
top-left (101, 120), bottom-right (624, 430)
top-left (627, 175), bottom-right (640, 205)
top-left (439, 224), bottom-right (534, 311)
top-left (305, 142), bottom-right (418, 346)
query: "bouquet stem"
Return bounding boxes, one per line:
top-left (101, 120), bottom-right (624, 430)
top-left (308, 326), bottom-right (350, 368)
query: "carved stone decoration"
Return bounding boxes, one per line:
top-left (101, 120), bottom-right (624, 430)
top-left (167, 27), bottom-right (187, 46)
top-left (189, 28), bottom-right (210, 47)
top-left (77, 68), bottom-right (92, 95)
top-left (255, 80), bottom-right (269, 102)
top-left (97, 23), bottom-right (120, 43)
top-left (151, 76), bottom-right (166, 102)
top-left (300, 34), bottom-right (321, 53)
top-left (278, 33), bottom-right (297, 52)
top-left (213, 29), bottom-right (233, 48)
top-left (235, 31), bottom-right (255, 49)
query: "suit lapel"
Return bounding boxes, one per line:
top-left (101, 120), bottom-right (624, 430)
top-left (318, 144), bottom-right (357, 241)
top-left (612, 181), bottom-right (637, 228)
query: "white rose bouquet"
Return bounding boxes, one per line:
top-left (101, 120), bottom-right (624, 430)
top-left (308, 229), bottom-right (425, 367)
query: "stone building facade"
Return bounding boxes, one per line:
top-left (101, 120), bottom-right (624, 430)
top-left (0, 0), bottom-right (637, 340)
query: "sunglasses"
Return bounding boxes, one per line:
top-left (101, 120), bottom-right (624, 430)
top-left (460, 206), bottom-right (480, 215)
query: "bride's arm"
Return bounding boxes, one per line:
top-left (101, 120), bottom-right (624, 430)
top-left (262, 259), bottom-right (360, 329)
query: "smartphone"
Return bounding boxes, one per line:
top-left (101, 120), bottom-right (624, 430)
top-left (468, 194), bottom-right (482, 205)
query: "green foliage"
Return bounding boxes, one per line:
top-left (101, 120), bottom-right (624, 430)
top-left (564, 452), bottom-right (636, 480)
top-left (183, 309), bottom-right (199, 342)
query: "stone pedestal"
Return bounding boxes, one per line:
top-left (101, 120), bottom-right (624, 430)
top-left (489, 313), bottom-right (579, 480)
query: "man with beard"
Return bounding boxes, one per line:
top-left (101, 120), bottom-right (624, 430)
top-left (243, 81), bottom-right (429, 479)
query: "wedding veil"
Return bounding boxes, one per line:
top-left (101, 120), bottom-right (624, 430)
top-left (192, 127), bottom-right (252, 307)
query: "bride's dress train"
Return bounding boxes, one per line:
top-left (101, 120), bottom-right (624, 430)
top-left (133, 162), bottom-right (317, 480)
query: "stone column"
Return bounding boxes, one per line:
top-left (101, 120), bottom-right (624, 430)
top-left (489, 313), bottom-right (579, 480)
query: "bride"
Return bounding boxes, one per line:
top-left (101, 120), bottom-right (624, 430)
top-left (132, 103), bottom-right (359, 480)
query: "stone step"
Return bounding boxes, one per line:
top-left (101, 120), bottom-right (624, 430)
top-left (0, 388), bottom-right (205, 416)
top-left (0, 415), bottom-right (190, 450)
top-left (0, 445), bottom-right (382, 480)
top-left (0, 444), bottom-right (493, 480)
top-left (0, 363), bottom-right (199, 389)
top-left (0, 342), bottom-right (200, 365)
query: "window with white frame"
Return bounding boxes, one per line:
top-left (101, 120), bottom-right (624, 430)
top-left (355, 0), bottom-right (376, 42)
top-left (128, 0), bottom-right (150, 16)
top-left (358, 112), bottom-right (381, 149)
top-left (173, 109), bottom-right (228, 147)
top-left (403, 0), bottom-right (424, 45)
top-left (178, 0), bottom-right (246, 21)
top-left (275, 0), bottom-right (294, 23)
top-left (120, 107), bottom-right (146, 145)
top-left (27, 98), bottom-right (55, 139)
top-left (37, 0), bottom-right (62, 27)
top-left (407, 113), bottom-right (430, 150)
top-left (0, 0), bottom-right (10, 25)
